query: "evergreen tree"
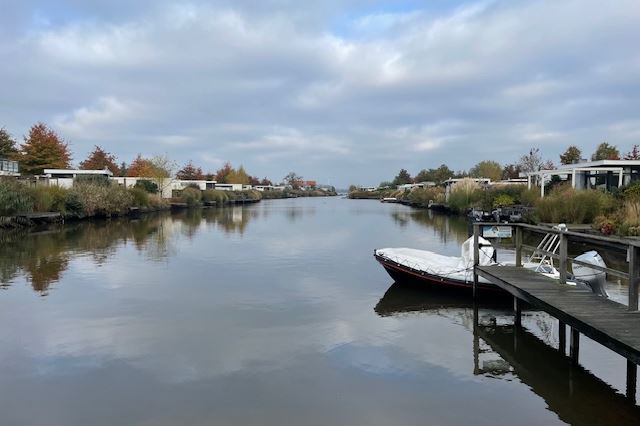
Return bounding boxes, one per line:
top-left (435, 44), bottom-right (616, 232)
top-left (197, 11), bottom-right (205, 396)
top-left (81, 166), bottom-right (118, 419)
top-left (0, 127), bottom-right (18, 158)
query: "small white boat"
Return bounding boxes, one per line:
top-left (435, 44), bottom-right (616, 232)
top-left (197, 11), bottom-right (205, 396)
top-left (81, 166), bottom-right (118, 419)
top-left (375, 231), bottom-right (608, 296)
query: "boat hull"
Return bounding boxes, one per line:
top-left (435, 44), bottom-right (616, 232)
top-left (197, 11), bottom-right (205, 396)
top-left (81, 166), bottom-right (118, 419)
top-left (374, 253), bottom-right (504, 294)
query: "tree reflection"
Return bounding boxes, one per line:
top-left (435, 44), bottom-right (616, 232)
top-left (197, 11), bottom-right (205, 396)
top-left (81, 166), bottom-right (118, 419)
top-left (0, 207), bottom-right (259, 294)
top-left (390, 209), bottom-right (470, 243)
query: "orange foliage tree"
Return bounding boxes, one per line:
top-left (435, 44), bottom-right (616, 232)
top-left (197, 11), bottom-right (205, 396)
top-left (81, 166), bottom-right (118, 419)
top-left (176, 160), bottom-right (204, 180)
top-left (79, 145), bottom-right (119, 174)
top-left (19, 123), bottom-right (71, 175)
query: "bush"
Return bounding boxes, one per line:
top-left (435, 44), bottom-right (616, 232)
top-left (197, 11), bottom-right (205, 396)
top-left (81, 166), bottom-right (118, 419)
top-left (74, 174), bottom-right (111, 186)
top-left (492, 194), bottom-right (515, 208)
top-left (535, 186), bottom-right (615, 224)
top-left (29, 185), bottom-right (68, 213)
top-left (179, 187), bottom-right (202, 207)
top-left (622, 181), bottom-right (640, 200)
top-left (202, 189), bottom-right (229, 204)
top-left (448, 178), bottom-right (483, 213)
top-left (134, 179), bottom-right (158, 194)
top-left (406, 187), bottom-right (445, 205)
top-left (69, 182), bottom-right (133, 217)
top-left (129, 187), bottom-right (150, 208)
top-left (0, 179), bottom-right (33, 216)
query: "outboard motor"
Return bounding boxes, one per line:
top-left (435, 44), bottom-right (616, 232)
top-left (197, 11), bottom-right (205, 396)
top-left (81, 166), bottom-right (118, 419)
top-left (572, 251), bottom-right (609, 298)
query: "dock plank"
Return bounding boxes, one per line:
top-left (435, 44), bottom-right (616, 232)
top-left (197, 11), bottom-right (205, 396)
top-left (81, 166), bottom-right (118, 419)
top-left (476, 265), bottom-right (640, 364)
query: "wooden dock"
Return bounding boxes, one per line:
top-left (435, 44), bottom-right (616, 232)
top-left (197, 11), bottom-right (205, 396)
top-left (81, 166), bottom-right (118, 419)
top-left (472, 222), bottom-right (640, 401)
top-left (476, 265), bottom-right (640, 364)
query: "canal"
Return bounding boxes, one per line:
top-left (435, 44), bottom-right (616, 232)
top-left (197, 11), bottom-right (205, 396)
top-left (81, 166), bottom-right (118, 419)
top-left (0, 197), bottom-right (638, 425)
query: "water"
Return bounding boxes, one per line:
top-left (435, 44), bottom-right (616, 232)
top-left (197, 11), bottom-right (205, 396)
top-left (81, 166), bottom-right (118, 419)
top-left (0, 198), bottom-right (638, 425)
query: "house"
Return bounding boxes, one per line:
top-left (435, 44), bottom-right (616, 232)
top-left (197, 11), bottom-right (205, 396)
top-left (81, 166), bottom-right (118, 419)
top-left (254, 185), bottom-right (284, 191)
top-left (0, 158), bottom-right (19, 176)
top-left (111, 176), bottom-right (173, 199)
top-left (214, 183), bottom-right (244, 191)
top-left (357, 186), bottom-right (378, 192)
top-left (526, 159), bottom-right (640, 197)
top-left (44, 168), bottom-right (113, 189)
top-left (397, 181), bottom-right (437, 190)
top-left (171, 179), bottom-right (217, 191)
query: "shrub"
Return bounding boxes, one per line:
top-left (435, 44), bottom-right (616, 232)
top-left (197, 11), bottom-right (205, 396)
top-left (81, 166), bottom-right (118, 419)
top-left (29, 185), bottom-right (68, 213)
top-left (202, 189), bottom-right (229, 204)
top-left (535, 186), bottom-right (614, 224)
top-left (407, 187), bottom-right (445, 205)
top-left (0, 179), bottom-right (33, 216)
top-left (74, 174), bottom-right (111, 186)
top-left (129, 187), bottom-right (150, 208)
top-left (622, 181), bottom-right (640, 200)
top-left (69, 182), bottom-right (133, 216)
top-left (179, 187), bottom-right (202, 207)
top-left (448, 178), bottom-right (483, 213)
top-left (134, 179), bottom-right (158, 194)
top-left (492, 194), bottom-right (516, 208)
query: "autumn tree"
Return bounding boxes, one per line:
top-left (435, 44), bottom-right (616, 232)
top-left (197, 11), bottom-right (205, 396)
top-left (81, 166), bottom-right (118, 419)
top-left (591, 142), bottom-right (620, 160)
top-left (127, 154), bottom-right (156, 177)
top-left (249, 176), bottom-right (261, 186)
top-left (559, 145), bottom-right (582, 165)
top-left (19, 123), bottom-right (71, 175)
top-left (79, 145), bottom-right (119, 174)
top-left (469, 160), bottom-right (502, 181)
top-left (625, 145), bottom-right (640, 160)
top-left (0, 127), bottom-right (18, 158)
top-left (260, 177), bottom-right (273, 186)
top-left (227, 165), bottom-right (250, 184)
top-left (392, 169), bottom-right (412, 186)
top-left (215, 162), bottom-right (234, 183)
top-left (176, 160), bottom-right (204, 180)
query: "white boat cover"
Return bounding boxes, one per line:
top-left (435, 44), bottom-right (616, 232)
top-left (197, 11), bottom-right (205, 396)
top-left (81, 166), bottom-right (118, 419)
top-left (375, 237), bottom-right (495, 283)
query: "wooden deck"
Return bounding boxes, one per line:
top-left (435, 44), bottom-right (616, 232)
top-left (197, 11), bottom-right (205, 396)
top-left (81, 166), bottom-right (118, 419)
top-left (476, 265), bottom-right (640, 365)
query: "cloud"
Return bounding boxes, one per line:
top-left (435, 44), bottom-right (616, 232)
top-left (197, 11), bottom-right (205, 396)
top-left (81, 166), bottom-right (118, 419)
top-left (0, 0), bottom-right (639, 185)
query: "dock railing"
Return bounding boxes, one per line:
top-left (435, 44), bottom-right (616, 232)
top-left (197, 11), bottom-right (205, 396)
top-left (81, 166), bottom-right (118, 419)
top-left (472, 222), bottom-right (640, 311)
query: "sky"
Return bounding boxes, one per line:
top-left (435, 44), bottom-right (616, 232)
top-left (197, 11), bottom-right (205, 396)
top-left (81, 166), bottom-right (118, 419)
top-left (1, 0), bottom-right (639, 187)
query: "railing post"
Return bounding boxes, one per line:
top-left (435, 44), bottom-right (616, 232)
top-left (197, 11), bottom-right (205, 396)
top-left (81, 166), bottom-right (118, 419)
top-left (559, 231), bottom-right (568, 285)
top-left (629, 245), bottom-right (639, 311)
top-left (473, 224), bottom-right (480, 299)
top-left (515, 225), bottom-right (522, 267)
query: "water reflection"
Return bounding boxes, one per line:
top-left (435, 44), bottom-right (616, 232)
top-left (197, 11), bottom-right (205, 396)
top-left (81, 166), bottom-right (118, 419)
top-left (375, 283), bottom-right (640, 424)
top-left (390, 209), bottom-right (469, 244)
top-left (0, 206), bottom-right (262, 294)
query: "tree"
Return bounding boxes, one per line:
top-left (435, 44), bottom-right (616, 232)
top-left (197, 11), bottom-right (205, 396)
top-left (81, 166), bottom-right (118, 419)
top-left (591, 142), bottom-right (620, 160)
top-left (215, 162), bottom-right (234, 183)
top-left (118, 162), bottom-right (128, 177)
top-left (625, 145), bottom-right (640, 160)
top-left (260, 177), bottom-right (273, 186)
top-left (227, 165), bottom-right (250, 184)
top-left (501, 163), bottom-right (521, 180)
top-left (469, 160), bottom-right (502, 181)
top-left (518, 148), bottom-right (553, 173)
top-left (249, 176), bottom-right (261, 185)
top-left (149, 155), bottom-right (177, 195)
top-left (413, 164), bottom-right (453, 184)
top-left (0, 127), bottom-right (18, 158)
top-left (379, 181), bottom-right (393, 188)
top-left (79, 145), bottom-right (119, 174)
top-left (392, 169), bottom-right (412, 186)
top-left (127, 154), bottom-right (156, 177)
top-left (559, 145), bottom-right (582, 165)
top-left (284, 171), bottom-right (303, 188)
top-left (19, 122), bottom-right (71, 175)
top-left (176, 160), bottom-right (204, 180)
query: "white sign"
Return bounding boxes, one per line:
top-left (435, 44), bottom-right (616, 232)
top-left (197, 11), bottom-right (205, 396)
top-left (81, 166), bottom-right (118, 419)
top-left (482, 225), bottom-right (513, 238)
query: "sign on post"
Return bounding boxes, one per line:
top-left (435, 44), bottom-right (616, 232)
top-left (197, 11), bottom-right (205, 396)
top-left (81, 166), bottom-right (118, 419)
top-left (482, 225), bottom-right (513, 239)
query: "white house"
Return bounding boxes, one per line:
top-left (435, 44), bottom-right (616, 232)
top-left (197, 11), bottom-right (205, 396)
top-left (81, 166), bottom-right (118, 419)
top-left (254, 185), bottom-right (285, 191)
top-left (44, 168), bottom-right (113, 189)
top-left (396, 181), bottom-right (437, 190)
top-left (0, 158), bottom-right (19, 176)
top-left (171, 179), bottom-right (217, 191)
top-left (526, 159), bottom-right (640, 197)
top-left (215, 183), bottom-right (244, 191)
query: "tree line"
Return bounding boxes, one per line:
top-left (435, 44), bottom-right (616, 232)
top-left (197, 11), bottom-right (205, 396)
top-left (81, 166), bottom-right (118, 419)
top-left (382, 142), bottom-right (639, 187)
top-left (0, 122), bottom-right (308, 186)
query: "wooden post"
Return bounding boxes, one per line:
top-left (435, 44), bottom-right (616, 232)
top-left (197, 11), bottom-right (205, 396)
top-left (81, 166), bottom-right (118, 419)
top-left (514, 297), bottom-right (521, 327)
top-left (627, 360), bottom-right (637, 403)
top-left (559, 232), bottom-right (568, 285)
top-left (515, 226), bottom-right (522, 267)
top-left (570, 328), bottom-right (580, 364)
top-left (629, 245), bottom-right (639, 311)
top-left (473, 224), bottom-right (480, 299)
top-left (558, 321), bottom-right (566, 355)
top-left (473, 302), bottom-right (479, 375)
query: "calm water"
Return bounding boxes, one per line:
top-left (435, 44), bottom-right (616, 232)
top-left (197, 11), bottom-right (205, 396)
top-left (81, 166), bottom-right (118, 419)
top-left (0, 197), bottom-right (638, 425)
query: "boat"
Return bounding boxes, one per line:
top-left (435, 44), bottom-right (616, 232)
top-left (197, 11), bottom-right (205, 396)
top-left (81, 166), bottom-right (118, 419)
top-left (381, 197), bottom-right (397, 203)
top-left (374, 229), bottom-right (608, 295)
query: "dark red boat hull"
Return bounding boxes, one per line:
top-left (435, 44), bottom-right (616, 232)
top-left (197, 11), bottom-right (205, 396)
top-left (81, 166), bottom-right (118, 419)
top-left (374, 253), bottom-right (503, 294)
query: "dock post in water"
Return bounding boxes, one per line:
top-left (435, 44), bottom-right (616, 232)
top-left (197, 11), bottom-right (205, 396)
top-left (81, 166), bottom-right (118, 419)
top-left (569, 328), bottom-right (580, 364)
top-left (473, 223), bottom-right (479, 299)
top-left (514, 297), bottom-right (522, 327)
top-left (558, 321), bottom-right (566, 355)
top-left (629, 245), bottom-right (640, 311)
top-left (627, 360), bottom-right (637, 403)
top-left (515, 226), bottom-right (522, 267)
